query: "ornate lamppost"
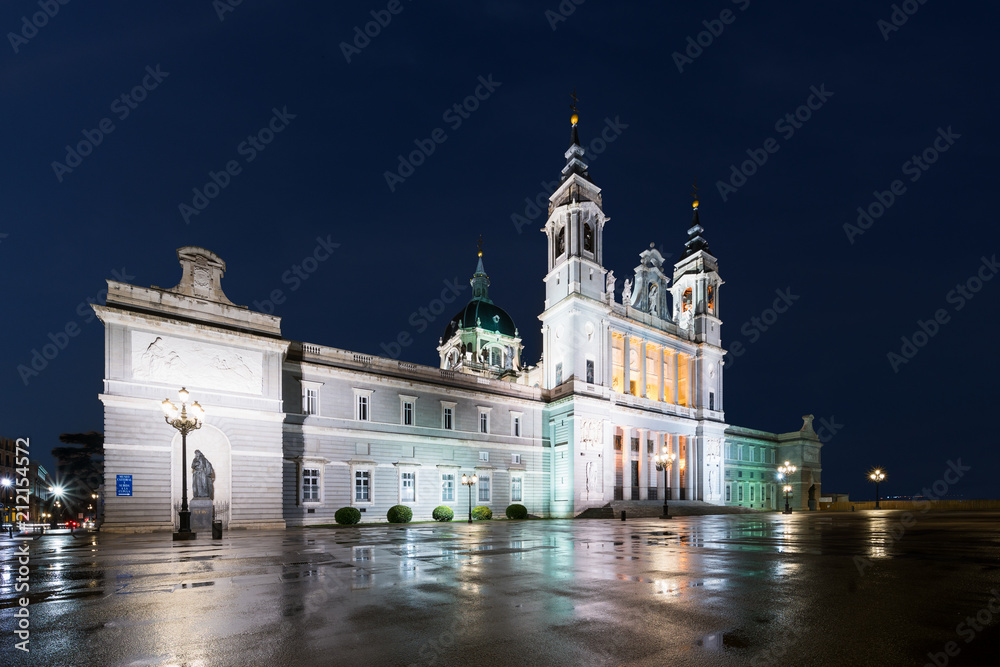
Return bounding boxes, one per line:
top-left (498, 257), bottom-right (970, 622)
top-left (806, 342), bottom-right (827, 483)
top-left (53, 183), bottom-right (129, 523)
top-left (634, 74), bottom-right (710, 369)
top-left (777, 461), bottom-right (796, 514)
top-left (869, 469), bottom-right (886, 509)
top-left (653, 445), bottom-right (676, 519)
top-left (460, 473), bottom-right (478, 523)
top-left (162, 387), bottom-right (204, 541)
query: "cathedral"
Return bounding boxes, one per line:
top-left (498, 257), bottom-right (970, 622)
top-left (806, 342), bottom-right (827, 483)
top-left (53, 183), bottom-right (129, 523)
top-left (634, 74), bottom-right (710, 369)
top-left (95, 111), bottom-right (822, 531)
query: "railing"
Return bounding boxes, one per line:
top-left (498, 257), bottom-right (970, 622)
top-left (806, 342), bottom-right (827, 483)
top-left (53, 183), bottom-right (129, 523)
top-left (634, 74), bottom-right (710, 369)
top-left (647, 488), bottom-right (658, 501)
top-left (631, 487), bottom-right (640, 501)
top-left (303, 344), bottom-right (321, 355)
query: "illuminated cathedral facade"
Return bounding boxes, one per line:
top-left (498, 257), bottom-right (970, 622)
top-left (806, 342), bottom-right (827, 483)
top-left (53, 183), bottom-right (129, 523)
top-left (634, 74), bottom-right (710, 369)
top-left (96, 113), bottom-right (822, 531)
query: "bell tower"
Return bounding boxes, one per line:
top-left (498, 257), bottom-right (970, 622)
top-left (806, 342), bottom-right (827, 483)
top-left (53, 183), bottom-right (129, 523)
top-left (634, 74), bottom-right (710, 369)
top-left (539, 100), bottom-right (612, 390)
top-left (542, 104), bottom-right (609, 308)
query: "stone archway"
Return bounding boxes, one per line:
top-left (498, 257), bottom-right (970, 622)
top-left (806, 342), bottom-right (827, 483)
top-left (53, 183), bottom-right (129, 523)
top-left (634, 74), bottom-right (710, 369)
top-left (171, 424), bottom-right (232, 529)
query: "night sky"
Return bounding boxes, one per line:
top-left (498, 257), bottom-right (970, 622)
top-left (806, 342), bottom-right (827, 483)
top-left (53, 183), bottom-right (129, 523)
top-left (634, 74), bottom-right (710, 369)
top-left (3, 1), bottom-right (997, 502)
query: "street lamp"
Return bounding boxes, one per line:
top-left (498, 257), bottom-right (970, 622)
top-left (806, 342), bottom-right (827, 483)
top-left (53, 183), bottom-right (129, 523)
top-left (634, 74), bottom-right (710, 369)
top-left (869, 468), bottom-right (886, 509)
top-left (1, 478), bottom-right (12, 537)
top-left (460, 473), bottom-right (478, 523)
top-left (777, 461), bottom-right (796, 513)
top-left (162, 387), bottom-right (204, 541)
top-left (653, 446), bottom-right (676, 519)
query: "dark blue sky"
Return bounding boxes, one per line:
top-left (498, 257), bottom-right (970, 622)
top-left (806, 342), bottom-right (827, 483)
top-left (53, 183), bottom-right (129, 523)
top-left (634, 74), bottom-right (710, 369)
top-left (3, 1), bottom-right (997, 502)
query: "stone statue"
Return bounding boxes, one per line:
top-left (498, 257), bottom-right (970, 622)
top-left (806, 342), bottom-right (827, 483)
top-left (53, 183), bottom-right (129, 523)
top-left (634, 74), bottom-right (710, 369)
top-left (649, 283), bottom-right (658, 316)
top-left (503, 345), bottom-right (515, 370)
top-left (605, 270), bottom-right (615, 297)
top-left (192, 450), bottom-right (215, 499)
top-left (622, 279), bottom-right (632, 304)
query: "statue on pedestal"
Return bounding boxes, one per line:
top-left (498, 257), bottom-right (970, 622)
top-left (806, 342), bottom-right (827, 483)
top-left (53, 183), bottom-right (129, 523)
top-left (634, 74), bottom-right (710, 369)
top-left (192, 450), bottom-right (215, 500)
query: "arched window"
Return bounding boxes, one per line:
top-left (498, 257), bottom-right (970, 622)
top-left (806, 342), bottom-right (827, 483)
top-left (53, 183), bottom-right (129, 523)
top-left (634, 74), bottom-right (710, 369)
top-left (583, 223), bottom-right (593, 252)
top-left (490, 347), bottom-right (501, 367)
top-left (707, 285), bottom-right (714, 312)
top-left (557, 227), bottom-right (566, 256)
top-left (682, 288), bottom-right (692, 312)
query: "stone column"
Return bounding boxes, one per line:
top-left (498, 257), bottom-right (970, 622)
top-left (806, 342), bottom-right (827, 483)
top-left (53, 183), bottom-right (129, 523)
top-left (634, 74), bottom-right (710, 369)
top-left (659, 348), bottom-right (666, 402)
top-left (621, 427), bottom-right (631, 501)
top-left (639, 341), bottom-right (647, 398)
top-left (623, 336), bottom-right (630, 396)
top-left (670, 434), bottom-right (680, 500)
top-left (637, 428), bottom-right (647, 500)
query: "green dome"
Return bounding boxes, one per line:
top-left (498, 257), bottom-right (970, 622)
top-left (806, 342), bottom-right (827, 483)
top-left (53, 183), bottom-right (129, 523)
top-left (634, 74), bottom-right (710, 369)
top-left (443, 298), bottom-right (517, 339)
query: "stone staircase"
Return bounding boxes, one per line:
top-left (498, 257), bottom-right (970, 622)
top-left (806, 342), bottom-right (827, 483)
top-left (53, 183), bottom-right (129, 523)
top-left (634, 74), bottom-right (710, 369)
top-left (576, 500), bottom-right (769, 519)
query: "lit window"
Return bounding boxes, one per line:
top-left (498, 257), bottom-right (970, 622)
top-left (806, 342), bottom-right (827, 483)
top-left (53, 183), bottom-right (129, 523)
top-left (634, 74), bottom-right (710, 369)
top-left (478, 475), bottom-right (491, 502)
top-left (441, 474), bottom-right (455, 502)
top-left (400, 471), bottom-right (415, 503)
top-left (355, 471), bottom-right (370, 502)
top-left (302, 468), bottom-right (319, 501)
top-left (511, 476), bottom-right (522, 503)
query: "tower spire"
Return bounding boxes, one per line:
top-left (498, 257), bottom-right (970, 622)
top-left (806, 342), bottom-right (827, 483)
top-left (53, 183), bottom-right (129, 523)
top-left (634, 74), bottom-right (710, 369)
top-left (682, 179), bottom-right (712, 258)
top-left (562, 90), bottom-right (590, 183)
top-left (471, 237), bottom-right (491, 301)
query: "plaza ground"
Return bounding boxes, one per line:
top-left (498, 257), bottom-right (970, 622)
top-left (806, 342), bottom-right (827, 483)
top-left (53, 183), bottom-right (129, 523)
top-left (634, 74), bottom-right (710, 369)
top-left (2, 511), bottom-right (999, 666)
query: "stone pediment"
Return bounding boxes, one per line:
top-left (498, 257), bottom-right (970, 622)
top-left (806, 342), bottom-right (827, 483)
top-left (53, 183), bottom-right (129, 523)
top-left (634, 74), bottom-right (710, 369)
top-left (168, 246), bottom-right (236, 305)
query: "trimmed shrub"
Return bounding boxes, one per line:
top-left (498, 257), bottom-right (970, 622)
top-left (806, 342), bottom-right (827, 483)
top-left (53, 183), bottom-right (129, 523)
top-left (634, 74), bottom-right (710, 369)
top-left (432, 505), bottom-right (454, 522)
top-left (471, 505), bottom-right (493, 521)
top-left (334, 507), bottom-right (361, 525)
top-left (505, 504), bottom-right (528, 520)
top-left (387, 504), bottom-right (413, 523)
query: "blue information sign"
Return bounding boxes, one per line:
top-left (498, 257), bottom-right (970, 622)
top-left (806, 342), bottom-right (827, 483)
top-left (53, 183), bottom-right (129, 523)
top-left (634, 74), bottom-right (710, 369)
top-left (116, 474), bottom-right (133, 497)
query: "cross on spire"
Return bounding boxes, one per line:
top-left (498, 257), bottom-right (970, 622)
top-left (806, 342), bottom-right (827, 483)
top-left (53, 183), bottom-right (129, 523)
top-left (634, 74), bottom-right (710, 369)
top-left (477, 234), bottom-right (483, 257)
top-left (570, 89), bottom-right (580, 114)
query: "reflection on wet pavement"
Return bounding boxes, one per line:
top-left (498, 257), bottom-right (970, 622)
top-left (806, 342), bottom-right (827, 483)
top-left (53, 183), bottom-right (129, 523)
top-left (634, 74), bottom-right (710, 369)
top-left (2, 512), bottom-right (1000, 666)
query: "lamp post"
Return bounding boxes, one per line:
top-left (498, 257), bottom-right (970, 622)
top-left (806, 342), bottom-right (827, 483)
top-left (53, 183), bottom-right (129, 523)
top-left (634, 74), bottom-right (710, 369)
top-left (869, 469), bottom-right (886, 509)
top-left (460, 473), bottom-right (478, 523)
top-left (777, 461), bottom-right (796, 514)
top-left (49, 486), bottom-right (65, 527)
top-left (162, 387), bottom-right (204, 541)
top-left (1, 478), bottom-right (12, 537)
top-left (653, 446), bottom-right (676, 519)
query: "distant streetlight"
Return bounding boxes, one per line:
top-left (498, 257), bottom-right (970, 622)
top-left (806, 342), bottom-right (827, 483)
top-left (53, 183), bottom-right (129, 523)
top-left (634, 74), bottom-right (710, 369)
top-left (2, 478), bottom-right (12, 537)
top-left (653, 446), bottom-right (676, 519)
top-left (162, 387), bottom-right (204, 541)
top-left (777, 461), bottom-right (796, 514)
top-left (869, 469), bottom-right (886, 509)
top-left (460, 473), bottom-right (478, 523)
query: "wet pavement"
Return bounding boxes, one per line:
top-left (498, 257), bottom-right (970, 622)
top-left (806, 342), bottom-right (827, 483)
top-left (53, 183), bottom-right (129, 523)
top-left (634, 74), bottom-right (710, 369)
top-left (2, 511), bottom-right (1000, 666)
